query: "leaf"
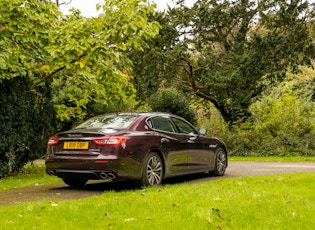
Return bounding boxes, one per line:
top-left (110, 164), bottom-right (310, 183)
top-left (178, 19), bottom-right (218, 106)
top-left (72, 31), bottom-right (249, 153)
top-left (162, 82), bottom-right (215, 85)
top-left (124, 218), bottom-right (135, 222)
top-left (79, 60), bottom-right (87, 69)
top-left (41, 65), bottom-right (51, 71)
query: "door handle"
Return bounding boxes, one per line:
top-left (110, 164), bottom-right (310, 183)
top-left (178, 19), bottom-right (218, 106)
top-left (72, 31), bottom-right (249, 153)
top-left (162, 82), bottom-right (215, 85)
top-left (187, 136), bottom-right (197, 143)
top-left (161, 138), bottom-right (170, 143)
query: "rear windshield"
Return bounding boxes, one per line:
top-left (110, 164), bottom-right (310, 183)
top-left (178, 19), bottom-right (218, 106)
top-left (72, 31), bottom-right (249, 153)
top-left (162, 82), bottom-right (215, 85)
top-left (75, 115), bottom-right (137, 130)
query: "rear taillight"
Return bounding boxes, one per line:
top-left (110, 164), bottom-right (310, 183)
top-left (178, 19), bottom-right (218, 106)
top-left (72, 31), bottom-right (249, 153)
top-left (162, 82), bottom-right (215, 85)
top-left (93, 136), bottom-right (127, 147)
top-left (47, 137), bottom-right (60, 146)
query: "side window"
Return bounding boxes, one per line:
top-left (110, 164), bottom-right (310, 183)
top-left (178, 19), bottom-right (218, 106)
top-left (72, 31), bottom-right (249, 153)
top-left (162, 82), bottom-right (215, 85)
top-left (172, 117), bottom-right (198, 135)
top-left (149, 116), bottom-right (176, 133)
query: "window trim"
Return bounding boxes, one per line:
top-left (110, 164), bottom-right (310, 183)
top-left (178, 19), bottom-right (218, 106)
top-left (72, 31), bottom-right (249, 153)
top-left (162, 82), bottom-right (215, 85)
top-left (146, 115), bottom-right (177, 133)
top-left (170, 116), bottom-right (199, 135)
top-left (146, 115), bottom-right (199, 136)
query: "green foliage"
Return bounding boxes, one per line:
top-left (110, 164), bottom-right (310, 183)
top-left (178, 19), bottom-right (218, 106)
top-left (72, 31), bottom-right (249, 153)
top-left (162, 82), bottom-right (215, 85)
top-left (0, 0), bottom-right (161, 176)
top-left (1, 0), bottom-right (161, 123)
top-left (194, 66), bottom-right (315, 156)
top-left (0, 0), bottom-right (60, 81)
top-left (225, 77), bottom-right (315, 156)
top-left (130, 0), bottom-right (315, 124)
top-left (148, 87), bottom-right (197, 124)
top-left (192, 98), bottom-right (229, 136)
top-left (0, 78), bottom-right (54, 178)
top-left (36, 0), bottom-right (160, 122)
top-left (128, 11), bottom-right (181, 100)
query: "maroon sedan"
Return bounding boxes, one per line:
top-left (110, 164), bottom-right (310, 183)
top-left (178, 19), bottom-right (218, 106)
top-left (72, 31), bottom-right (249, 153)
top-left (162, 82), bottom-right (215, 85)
top-left (45, 112), bottom-right (227, 187)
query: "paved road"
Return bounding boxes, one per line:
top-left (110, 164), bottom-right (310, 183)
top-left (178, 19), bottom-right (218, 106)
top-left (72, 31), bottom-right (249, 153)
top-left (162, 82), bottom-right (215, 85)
top-left (1, 161), bottom-right (315, 207)
top-left (225, 161), bottom-right (315, 177)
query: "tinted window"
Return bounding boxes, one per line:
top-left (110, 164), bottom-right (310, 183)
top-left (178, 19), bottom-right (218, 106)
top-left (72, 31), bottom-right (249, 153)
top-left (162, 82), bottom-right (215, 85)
top-left (149, 116), bottom-right (176, 133)
top-left (75, 115), bottom-right (136, 130)
top-left (172, 117), bottom-right (198, 135)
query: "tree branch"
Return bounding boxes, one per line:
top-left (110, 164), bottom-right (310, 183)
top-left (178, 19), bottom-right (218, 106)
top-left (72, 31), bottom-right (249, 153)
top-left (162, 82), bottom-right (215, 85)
top-left (55, 0), bottom-right (73, 7)
top-left (31, 53), bottom-right (86, 90)
top-left (31, 66), bottom-right (65, 90)
top-left (179, 58), bottom-right (221, 109)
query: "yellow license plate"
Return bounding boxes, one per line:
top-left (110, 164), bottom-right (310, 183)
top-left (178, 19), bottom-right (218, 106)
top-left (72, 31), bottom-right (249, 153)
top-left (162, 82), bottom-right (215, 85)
top-left (64, 142), bottom-right (89, 149)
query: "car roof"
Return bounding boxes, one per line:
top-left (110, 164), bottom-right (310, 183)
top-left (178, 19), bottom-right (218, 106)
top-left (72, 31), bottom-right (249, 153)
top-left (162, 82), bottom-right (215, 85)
top-left (115, 112), bottom-right (180, 118)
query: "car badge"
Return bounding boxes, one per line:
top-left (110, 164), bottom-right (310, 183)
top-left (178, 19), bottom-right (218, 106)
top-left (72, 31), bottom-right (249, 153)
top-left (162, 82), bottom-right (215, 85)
top-left (67, 134), bottom-right (83, 138)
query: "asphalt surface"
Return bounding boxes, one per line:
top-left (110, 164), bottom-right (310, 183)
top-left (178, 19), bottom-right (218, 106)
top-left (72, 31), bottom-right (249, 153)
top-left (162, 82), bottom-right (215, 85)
top-left (1, 161), bottom-right (315, 207)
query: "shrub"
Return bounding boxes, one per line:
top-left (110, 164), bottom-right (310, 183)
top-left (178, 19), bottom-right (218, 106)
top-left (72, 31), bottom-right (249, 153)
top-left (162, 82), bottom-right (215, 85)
top-left (148, 88), bottom-right (197, 124)
top-left (226, 87), bottom-right (315, 156)
top-left (0, 78), bottom-right (54, 178)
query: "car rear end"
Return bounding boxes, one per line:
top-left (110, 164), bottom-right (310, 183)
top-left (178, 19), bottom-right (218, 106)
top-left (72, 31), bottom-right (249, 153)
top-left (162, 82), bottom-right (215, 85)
top-left (46, 130), bottom-right (134, 181)
top-left (45, 114), bottom-right (142, 183)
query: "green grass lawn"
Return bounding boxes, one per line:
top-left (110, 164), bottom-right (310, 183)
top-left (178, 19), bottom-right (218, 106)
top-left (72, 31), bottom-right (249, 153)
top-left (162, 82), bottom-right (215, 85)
top-left (0, 157), bottom-right (314, 229)
top-left (0, 172), bottom-right (314, 229)
top-left (1, 156), bottom-right (314, 191)
top-left (229, 156), bottom-right (315, 162)
top-left (0, 161), bottom-right (60, 191)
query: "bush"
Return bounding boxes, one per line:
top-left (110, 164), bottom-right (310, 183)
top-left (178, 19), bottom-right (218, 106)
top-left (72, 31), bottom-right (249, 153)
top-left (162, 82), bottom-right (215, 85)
top-left (0, 78), bottom-right (54, 178)
top-left (148, 88), bottom-right (197, 124)
top-left (226, 87), bottom-right (315, 156)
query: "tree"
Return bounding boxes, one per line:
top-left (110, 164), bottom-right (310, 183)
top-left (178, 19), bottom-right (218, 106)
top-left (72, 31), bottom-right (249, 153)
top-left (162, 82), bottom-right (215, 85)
top-left (130, 0), bottom-right (315, 125)
top-left (1, 0), bottom-right (160, 122)
top-left (0, 0), bottom-right (160, 176)
top-left (33, 0), bottom-right (161, 122)
top-left (0, 0), bottom-right (59, 81)
top-left (128, 12), bottom-right (181, 100)
top-left (226, 67), bottom-right (315, 156)
top-left (0, 77), bottom-right (56, 177)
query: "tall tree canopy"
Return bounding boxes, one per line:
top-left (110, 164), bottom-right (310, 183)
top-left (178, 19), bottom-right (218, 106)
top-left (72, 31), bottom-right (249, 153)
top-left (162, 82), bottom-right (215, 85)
top-left (1, 0), bottom-right (160, 122)
top-left (0, 0), bottom-right (160, 176)
top-left (130, 0), bottom-right (315, 125)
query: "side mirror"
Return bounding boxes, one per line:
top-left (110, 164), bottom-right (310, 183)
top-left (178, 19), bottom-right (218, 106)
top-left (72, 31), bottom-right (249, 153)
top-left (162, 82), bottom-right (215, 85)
top-left (199, 128), bottom-right (207, 135)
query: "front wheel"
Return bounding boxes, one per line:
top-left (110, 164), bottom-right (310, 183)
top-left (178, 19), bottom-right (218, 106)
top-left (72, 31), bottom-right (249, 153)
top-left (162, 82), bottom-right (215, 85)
top-left (211, 147), bottom-right (227, 176)
top-left (139, 152), bottom-right (164, 187)
top-left (62, 177), bottom-right (88, 187)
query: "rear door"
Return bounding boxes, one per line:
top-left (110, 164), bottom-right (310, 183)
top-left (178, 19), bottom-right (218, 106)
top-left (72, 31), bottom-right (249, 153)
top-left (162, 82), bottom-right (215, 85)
top-left (148, 116), bottom-right (188, 175)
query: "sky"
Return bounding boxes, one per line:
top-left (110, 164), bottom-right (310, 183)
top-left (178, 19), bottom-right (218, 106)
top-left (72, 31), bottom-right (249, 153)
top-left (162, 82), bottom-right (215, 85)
top-left (59, 0), bottom-right (194, 17)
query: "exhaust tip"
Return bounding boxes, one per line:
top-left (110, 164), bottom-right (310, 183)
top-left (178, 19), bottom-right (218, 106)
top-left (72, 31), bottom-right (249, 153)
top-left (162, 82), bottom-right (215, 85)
top-left (99, 172), bottom-right (116, 180)
top-left (107, 173), bottom-right (116, 180)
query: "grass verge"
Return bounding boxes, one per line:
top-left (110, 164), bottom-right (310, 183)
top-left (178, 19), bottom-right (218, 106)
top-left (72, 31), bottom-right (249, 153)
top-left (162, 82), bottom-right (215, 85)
top-left (0, 161), bottom-right (61, 191)
top-left (0, 172), bottom-right (314, 229)
top-left (229, 156), bottom-right (315, 162)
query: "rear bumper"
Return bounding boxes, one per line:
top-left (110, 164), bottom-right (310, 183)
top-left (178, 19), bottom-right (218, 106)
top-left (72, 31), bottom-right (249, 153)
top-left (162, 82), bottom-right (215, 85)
top-left (45, 158), bottom-right (142, 180)
top-left (46, 169), bottom-right (117, 181)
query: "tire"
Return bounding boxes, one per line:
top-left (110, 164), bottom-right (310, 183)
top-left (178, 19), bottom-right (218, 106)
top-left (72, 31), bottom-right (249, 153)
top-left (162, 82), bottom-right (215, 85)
top-left (140, 152), bottom-right (164, 187)
top-left (62, 177), bottom-right (88, 187)
top-left (211, 147), bottom-right (227, 176)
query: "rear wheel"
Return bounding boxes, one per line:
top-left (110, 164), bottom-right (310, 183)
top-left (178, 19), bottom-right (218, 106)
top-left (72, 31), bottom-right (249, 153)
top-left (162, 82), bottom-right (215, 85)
top-left (62, 177), bottom-right (88, 187)
top-left (211, 147), bottom-right (227, 176)
top-left (140, 152), bottom-right (163, 187)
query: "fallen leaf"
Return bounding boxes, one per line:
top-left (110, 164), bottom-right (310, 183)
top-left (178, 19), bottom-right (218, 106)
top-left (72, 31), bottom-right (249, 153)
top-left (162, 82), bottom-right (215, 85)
top-left (124, 218), bottom-right (135, 222)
